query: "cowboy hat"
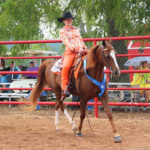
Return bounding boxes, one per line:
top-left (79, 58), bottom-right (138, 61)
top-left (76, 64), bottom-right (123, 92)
top-left (58, 12), bottom-right (74, 22)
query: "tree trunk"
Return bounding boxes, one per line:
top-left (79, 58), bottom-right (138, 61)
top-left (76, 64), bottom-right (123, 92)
top-left (106, 18), bottom-right (130, 83)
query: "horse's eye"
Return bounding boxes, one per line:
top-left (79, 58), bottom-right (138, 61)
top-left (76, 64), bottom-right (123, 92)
top-left (105, 55), bottom-right (110, 58)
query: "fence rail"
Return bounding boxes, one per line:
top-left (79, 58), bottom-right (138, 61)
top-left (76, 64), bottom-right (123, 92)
top-left (0, 35), bottom-right (150, 44)
top-left (0, 70), bottom-right (150, 75)
top-left (0, 35), bottom-right (150, 118)
top-left (0, 87), bottom-right (150, 91)
top-left (0, 101), bottom-right (150, 107)
top-left (0, 53), bottom-right (150, 60)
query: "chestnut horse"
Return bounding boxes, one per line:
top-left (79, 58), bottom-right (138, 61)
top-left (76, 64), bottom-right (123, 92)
top-left (28, 40), bottom-right (121, 143)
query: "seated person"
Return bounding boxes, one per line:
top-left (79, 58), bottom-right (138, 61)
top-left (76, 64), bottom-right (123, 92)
top-left (6, 61), bottom-right (21, 83)
top-left (0, 59), bottom-right (9, 88)
top-left (18, 65), bottom-right (28, 71)
top-left (23, 60), bottom-right (39, 79)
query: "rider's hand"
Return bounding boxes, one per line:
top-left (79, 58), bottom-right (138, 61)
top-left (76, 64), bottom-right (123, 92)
top-left (80, 49), bottom-right (88, 56)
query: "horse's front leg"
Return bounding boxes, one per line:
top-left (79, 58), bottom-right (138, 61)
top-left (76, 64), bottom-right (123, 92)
top-left (101, 91), bottom-right (122, 143)
top-left (55, 89), bottom-right (77, 131)
top-left (76, 100), bottom-right (87, 137)
top-left (64, 108), bottom-right (77, 132)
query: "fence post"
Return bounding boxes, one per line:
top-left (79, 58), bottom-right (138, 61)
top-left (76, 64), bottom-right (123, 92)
top-left (93, 40), bottom-right (97, 46)
top-left (94, 97), bottom-right (98, 118)
top-left (93, 40), bottom-right (98, 118)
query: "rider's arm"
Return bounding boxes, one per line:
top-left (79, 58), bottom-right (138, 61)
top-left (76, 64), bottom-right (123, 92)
top-left (76, 28), bottom-right (87, 52)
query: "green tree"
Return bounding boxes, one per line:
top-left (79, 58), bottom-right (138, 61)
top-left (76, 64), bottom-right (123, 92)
top-left (0, 1), bottom-right (150, 82)
top-left (0, 0), bottom-right (62, 55)
top-left (64, 0), bottom-right (150, 82)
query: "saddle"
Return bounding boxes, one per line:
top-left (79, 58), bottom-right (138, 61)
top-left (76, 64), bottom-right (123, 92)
top-left (51, 55), bottom-right (84, 78)
top-left (51, 55), bottom-right (84, 90)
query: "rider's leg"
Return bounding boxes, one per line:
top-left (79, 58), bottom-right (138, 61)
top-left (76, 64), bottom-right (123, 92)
top-left (61, 52), bottom-right (75, 93)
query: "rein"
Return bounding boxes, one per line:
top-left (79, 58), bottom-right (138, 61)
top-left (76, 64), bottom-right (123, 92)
top-left (84, 58), bottom-right (106, 98)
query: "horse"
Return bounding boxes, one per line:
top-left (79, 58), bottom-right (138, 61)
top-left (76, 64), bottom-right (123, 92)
top-left (28, 40), bottom-right (121, 143)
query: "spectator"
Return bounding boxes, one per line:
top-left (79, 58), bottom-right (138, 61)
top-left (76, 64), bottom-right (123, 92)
top-left (18, 65), bottom-right (28, 71)
top-left (131, 66), bottom-right (141, 86)
top-left (131, 48), bottom-right (145, 84)
top-left (0, 59), bottom-right (9, 87)
top-left (132, 61), bottom-right (150, 102)
top-left (23, 60), bottom-right (39, 79)
top-left (6, 61), bottom-right (21, 83)
top-left (131, 66), bottom-right (141, 102)
top-left (131, 48), bottom-right (144, 102)
top-left (139, 61), bottom-right (150, 103)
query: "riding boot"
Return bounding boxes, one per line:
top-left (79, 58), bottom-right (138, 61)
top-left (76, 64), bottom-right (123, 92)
top-left (62, 87), bottom-right (70, 97)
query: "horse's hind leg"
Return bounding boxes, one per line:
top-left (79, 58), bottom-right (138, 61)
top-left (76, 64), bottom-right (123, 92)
top-left (76, 100), bottom-right (87, 137)
top-left (55, 100), bottom-right (60, 130)
top-left (101, 93), bottom-right (122, 143)
top-left (54, 89), bottom-right (77, 131)
top-left (54, 90), bottom-right (62, 130)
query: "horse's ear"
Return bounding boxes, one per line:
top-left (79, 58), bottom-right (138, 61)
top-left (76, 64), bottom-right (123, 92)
top-left (86, 45), bottom-right (99, 69)
top-left (102, 40), bottom-right (106, 47)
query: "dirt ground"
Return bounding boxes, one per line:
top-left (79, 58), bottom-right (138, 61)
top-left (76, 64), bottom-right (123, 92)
top-left (0, 106), bottom-right (150, 150)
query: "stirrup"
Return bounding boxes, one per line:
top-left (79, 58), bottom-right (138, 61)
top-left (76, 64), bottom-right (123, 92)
top-left (62, 89), bottom-right (70, 97)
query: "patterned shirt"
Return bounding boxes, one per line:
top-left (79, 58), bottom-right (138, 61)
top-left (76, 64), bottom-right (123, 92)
top-left (59, 26), bottom-right (86, 53)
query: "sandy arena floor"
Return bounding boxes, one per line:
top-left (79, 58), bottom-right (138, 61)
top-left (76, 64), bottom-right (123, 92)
top-left (0, 106), bottom-right (150, 150)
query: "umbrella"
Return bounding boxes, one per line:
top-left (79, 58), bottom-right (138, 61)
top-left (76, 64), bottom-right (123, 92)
top-left (124, 57), bottom-right (150, 66)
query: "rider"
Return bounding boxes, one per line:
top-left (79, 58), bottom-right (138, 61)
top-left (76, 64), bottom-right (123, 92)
top-left (58, 12), bottom-right (88, 96)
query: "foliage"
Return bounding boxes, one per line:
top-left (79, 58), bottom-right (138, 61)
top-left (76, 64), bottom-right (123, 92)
top-left (63, 0), bottom-right (150, 82)
top-left (0, 0), bottom-right (62, 55)
top-left (66, 0), bottom-right (150, 36)
top-left (0, 0), bottom-right (150, 81)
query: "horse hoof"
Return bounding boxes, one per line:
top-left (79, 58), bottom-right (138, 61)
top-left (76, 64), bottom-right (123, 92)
top-left (73, 128), bottom-right (77, 133)
top-left (76, 132), bottom-right (83, 137)
top-left (114, 136), bottom-right (122, 143)
top-left (56, 126), bottom-right (60, 131)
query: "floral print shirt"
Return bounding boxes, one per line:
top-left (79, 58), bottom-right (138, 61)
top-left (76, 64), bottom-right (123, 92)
top-left (59, 26), bottom-right (86, 53)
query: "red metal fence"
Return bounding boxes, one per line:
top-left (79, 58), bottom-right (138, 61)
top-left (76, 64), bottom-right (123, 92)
top-left (0, 35), bottom-right (150, 118)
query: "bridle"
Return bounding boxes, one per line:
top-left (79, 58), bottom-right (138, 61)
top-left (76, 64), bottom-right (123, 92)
top-left (101, 46), bottom-right (118, 77)
top-left (101, 46), bottom-right (113, 68)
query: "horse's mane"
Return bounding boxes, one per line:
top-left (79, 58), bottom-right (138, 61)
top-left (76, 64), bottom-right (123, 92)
top-left (86, 44), bottom-right (102, 70)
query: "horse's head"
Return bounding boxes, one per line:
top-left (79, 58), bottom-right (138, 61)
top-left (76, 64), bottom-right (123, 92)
top-left (102, 40), bottom-right (120, 77)
top-left (86, 41), bottom-right (120, 77)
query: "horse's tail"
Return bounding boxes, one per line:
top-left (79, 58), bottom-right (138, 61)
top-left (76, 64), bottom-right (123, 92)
top-left (27, 60), bottom-right (52, 110)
